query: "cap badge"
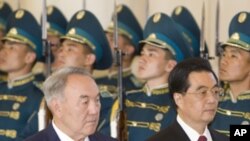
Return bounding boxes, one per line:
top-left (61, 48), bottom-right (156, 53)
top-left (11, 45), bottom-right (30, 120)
top-left (238, 12), bottom-right (247, 23)
top-left (175, 6), bottom-right (183, 16)
top-left (47, 6), bottom-right (53, 15)
top-left (153, 13), bottom-right (161, 23)
top-left (68, 28), bottom-right (76, 35)
top-left (231, 33), bottom-right (240, 40)
top-left (76, 11), bottom-right (85, 20)
top-left (15, 10), bottom-right (25, 19)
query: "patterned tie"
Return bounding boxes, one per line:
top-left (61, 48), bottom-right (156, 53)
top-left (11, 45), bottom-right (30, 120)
top-left (198, 136), bottom-right (207, 141)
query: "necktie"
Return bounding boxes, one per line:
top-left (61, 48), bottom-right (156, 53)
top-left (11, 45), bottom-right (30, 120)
top-left (198, 135), bottom-right (207, 141)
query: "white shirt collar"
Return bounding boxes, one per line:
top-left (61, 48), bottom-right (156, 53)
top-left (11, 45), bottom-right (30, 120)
top-left (177, 115), bottom-right (212, 141)
top-left (52, 121), bottom-right (90, 141)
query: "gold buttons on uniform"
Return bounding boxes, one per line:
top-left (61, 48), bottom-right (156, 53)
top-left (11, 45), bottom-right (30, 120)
top-left (155, 113), bottom-right (163, 121)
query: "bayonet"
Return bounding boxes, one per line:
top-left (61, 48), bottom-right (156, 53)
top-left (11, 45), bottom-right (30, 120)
top-left (215, 0), bottom-right (221, 56)
top-left (42, 0), bottom-right (51, 77)
top-left (200, 1), bottom-right (206, 59)
top-left (83, 0), bottom-right (86, 10)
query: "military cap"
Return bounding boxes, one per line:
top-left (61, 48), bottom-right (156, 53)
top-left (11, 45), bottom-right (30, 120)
top-left (222, 11), bottom-right (250, 51)
top-left (139, 12), bottom-right (193, 62)
top-left (61, 10), bottom-right (112, 70)
top-left (46, 5), bottom-right (67, 36)
top-left (171, 6), bottom-right (209, 57)
top-left (0, 1), bottom-right (12, 31)
top-left (2, 9), bottom-right (42, 59)
top-left (106, 4), bottom-right (143, 53)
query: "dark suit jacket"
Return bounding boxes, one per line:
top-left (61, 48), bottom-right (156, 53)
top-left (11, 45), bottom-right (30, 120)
top-left (146, 120), bottom-right (229, 141)
top-left (24, 123), bottom-right (117, 141)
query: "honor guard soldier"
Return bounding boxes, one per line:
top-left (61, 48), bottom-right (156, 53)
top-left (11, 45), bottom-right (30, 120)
top-left (171, 6), bottom-right (208, 57)
top-left (0, 1), bottom-right (12, 82)
top-left (0, 9), bottom-right (45, 140)
top-left (96, 4), bottom-right (144, 136)
top-left (111, 12), bottom-right (193, 141)
top-left (34, 5), bottom-right (68, 82)
top-left (210, 11), bottom-right (250, 136)
top-left (53, 9), bottom-right (112, 73)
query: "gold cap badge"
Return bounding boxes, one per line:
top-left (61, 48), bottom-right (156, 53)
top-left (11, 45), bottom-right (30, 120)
top-left (153, 13), bottom-right (161, 23)
top-left (231, 33), bottom-right (240, 40)
top-left (175, 6), bottom-right (183, 16)
top-left (47, 6), bottom-right (53, 15)
top-left (15, 10), bottom-right (25, 19)
top-left (68, 28), bottom-right (76, 35)
top-left (116, 4), bottom-right (123, 13)
top-left (238, 12), bottom-right (247, 23)
top-left (76, 11), bottom-right (85, 20)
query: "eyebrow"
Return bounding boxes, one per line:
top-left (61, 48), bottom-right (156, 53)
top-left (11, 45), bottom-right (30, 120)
top-left (79, 95), bottom-right (88, 99)
top-left (195, 84), bottom-right (219, 90)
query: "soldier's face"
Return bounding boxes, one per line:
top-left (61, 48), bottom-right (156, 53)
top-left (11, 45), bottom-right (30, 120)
top-left (174, 71), bottom-right (219, 126)
top-left (47, 34), bottom-right (61, 58)
top-left (53, 40), bottom-right (93, 70)
top-left (58, 74), bottom-right (100, 138)
top-left (137, 44), bottom-right (170, 81)
top-left (219, 46), bottom-right (250, 82)
top-left (0, 41), bottom-right (34, 72)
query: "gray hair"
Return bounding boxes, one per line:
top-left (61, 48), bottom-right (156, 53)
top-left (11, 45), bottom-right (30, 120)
top-left (42, 67), bottom-right (92, 104)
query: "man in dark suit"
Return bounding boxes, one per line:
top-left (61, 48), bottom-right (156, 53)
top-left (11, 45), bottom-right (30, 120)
top-left (24, 67), bottom-right (117, 141)
top-left (147, 58), bottom-right (229, 141)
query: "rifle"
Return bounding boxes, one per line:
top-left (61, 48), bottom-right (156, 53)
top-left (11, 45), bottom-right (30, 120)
top-left (200, 1), bottom-right (214, 60)
top-left (215, 0), bottom-right (222, 56)
top-left (113, 1), bottom-right (128, 140)
top-left (40, 0), bottom-right (52, 130)
top-left (200, 1), bottom-right (207, 59)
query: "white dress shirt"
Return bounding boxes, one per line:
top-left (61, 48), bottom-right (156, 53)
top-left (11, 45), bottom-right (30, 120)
top-left (177, 115), bottom-right (213, 141)
top-left (52, 121), bottom-right (90, 141)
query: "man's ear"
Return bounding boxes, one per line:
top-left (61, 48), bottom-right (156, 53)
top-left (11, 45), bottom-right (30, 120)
top-left (50, 99), bottom-right (63, 118)
top-left (25, 51), bottom-right (36, 64)
top-left (165, 60), bottom-right (177, 72)
top-left (124, 44), bottom-right (135, 55)
top-left (84, 53), bottom-right (96, 66)
top-left (173, 92), bottom-right (183, 108)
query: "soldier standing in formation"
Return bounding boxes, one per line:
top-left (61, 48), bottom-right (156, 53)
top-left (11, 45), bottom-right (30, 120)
top-left (0, 9), bottom-right (45, 140)
top-left (210, 11), bottom-right (250, 136)
top-left (110, 12), bottom-right (193, 140)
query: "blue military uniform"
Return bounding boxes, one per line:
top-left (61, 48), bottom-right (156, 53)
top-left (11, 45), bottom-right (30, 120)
top-left (171, 6), bottom-right (209, 57)
top-left (0, 9), bottom-right (44, 141)
top-left (210, 11), bottom-right (250, 136)
top-left (124, 13), bottom-right (193, 141)
top-left (96, 4), bottom-right (144, 136)
top-left (0, 1), bottom-right (12, 82)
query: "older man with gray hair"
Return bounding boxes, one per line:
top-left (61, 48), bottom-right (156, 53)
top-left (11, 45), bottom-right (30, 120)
top-left (25, 67), bottom-right (117, 141)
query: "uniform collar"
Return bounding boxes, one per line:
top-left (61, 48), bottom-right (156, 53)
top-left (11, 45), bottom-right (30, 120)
top-left (224, 88), bottom-right (250, 103)
top-left (143, 83), bottom-right (169, 96)
top-left (7, 73), bottom-right (34, 88)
